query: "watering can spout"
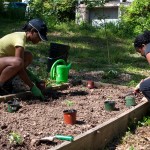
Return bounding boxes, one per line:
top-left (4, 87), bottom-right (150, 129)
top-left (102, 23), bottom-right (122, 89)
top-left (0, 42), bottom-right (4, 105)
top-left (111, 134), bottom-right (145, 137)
top-left (67, 63), bottom-right (71, 70)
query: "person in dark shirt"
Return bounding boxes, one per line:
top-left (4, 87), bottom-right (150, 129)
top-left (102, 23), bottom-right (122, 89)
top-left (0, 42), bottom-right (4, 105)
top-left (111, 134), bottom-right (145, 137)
top-left (134, 30), bottom-right (150, 101)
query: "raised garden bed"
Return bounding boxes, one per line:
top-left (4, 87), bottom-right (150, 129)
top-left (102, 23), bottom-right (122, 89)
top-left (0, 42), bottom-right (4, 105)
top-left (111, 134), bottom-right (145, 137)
top-left (0, 81), bottom-right (149, 150)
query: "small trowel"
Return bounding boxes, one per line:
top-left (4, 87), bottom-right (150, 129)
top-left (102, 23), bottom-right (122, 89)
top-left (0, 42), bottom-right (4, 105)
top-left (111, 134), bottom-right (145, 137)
top-left (123, 90), bottom-right (136, 98)
top-left (40, 135), bottom-right (74, 142)
top-left (31, 135), bottom-right (74, 146)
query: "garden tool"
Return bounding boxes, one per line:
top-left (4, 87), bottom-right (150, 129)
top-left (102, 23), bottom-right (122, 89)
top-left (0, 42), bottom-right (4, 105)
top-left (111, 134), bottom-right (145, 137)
top-left (124, 91), bottom-right (136, 97)
top-left (26, 69), bottom-right (41, 83)
top-left (133, 82), bottom-right (141, 95)
top-left (39, 135), bottom-right (74, 142)
top-left (50, 59), bottom-right (71, 84)
top-left (26, 69), bottom-right (46, 91)
top-left (31, 85), bottom-right (45, 100)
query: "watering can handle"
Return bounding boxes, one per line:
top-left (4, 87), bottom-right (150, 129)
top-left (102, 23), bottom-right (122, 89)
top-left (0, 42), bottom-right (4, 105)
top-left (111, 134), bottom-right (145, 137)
top-left (50, 59), bottom-right (66, 80)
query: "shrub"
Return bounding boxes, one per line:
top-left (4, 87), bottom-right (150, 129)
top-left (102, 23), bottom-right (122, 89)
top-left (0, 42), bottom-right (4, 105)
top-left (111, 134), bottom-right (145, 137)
top-left (120, 0), bottom-right (150, 35)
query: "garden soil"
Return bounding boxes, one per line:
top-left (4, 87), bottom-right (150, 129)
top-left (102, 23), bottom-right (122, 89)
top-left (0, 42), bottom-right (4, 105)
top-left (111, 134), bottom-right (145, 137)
top-left (0, 70), bottom-right (149, 150)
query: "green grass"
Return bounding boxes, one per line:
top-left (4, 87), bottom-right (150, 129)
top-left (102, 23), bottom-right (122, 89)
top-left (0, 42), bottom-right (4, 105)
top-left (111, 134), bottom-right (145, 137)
top-left (138, 116), bottom-right (150, 126)
top-left (0, 18), bottom-right (149, 86)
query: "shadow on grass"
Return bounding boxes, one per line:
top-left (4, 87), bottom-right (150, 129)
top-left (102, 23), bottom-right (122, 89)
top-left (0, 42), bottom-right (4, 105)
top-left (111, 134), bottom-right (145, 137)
top-left (0, 18), bottom-right (148, 86)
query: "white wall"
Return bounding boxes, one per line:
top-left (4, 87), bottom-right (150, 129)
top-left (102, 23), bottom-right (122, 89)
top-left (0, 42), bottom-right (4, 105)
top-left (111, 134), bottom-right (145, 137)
top-left (22, 0), bottom-right (30, 3)
top-left (76, 0), bottom-right (133, 25)
top-left (89, 7), bottom-right (119, 26)
top-left (89, 7), bottom-right (119, 20)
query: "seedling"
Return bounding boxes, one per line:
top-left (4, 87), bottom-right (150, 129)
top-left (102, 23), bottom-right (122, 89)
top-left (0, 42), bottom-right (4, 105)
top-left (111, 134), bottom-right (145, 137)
top-left (102, 70), bottom-right (118, 79)
top-left (106, 96), bottom-right (113, 101)
top-left (65, 100), bottom-right (74, 107)
top-left (129, 145), bottom-right (135, 150)
top-left (64, 100), bottom-right (75, 113)
top-left (63, 100), bottom-right (77, 124)
top-left (138, 116), bottom-right (150, 127)
top-left (8, 132), bottom-right (23, 145)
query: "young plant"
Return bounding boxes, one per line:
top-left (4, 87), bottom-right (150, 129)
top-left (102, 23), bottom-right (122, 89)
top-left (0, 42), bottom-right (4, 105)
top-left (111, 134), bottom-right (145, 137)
top-left (65, 100), bottom-right (74, 107)
top-left (63, 100), bottom-right (77, 124)
top-left (102, 70), bottom-right (118, 79)
top-left (129, 145), bottom-right (135, 150)
top-left (138, 116), bottom-right (150, 127)
top-left (106, 96), bottom-right (113, 101)
top-left (65, 100), bottom-right (74, 112)
top-left (8, 132), bottom-right (23, 145)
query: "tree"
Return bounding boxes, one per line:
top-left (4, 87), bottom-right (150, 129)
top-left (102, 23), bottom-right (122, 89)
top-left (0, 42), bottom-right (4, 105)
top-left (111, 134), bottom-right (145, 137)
top-left (28, 0), bottom-right (76, 23)
top-left (121, 0), bottom-right (150, 34)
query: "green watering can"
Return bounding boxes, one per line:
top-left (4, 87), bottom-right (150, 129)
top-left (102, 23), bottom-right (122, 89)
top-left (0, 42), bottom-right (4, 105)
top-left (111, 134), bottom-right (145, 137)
top-left (50, 59), bottom-right (71, 84)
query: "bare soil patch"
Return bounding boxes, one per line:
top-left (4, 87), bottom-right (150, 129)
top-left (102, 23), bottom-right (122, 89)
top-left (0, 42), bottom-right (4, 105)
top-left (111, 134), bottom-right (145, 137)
top-left (0, 79), bottom-right (144, 150)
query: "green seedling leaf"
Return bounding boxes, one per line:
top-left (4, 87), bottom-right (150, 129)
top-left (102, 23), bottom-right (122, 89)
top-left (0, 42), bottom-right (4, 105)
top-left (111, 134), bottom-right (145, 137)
top-left (102, 70), bottom-right (118, 79)
top-left (129, 145), bottom-right (135, 150)
top-left (106, 96), bottom-right (113, 101)
top-left (65, 100), bottom-right (74, 107)
top-left (9, 132), bottom-right (23, 145)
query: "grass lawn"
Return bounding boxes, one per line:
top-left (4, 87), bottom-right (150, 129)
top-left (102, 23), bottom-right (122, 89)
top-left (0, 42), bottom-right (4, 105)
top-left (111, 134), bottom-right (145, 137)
top-left (0, 18), bottom-right (149, 87)
top-left (0, 18), bottom-right (150, 150)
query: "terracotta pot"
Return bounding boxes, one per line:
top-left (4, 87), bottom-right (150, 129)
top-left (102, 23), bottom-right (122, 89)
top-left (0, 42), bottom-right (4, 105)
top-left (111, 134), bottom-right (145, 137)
top-left (104, 100), bottom-right (115, 111)
top-left (87, 80), bottom-right (95, 89)
top-left (63, 109), bottom-right (77, 125)
top-left (36, 80), bottom-right (46, 91)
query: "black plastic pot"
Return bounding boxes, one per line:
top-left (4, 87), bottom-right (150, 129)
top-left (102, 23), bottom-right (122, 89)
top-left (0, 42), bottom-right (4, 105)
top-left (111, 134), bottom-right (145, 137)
top-left (7, 100), bottom-right (20, 113)
top-left (125, 96), bottom-right (136, 107)
top-left (47, 43), bottom-right (70, 72)
top-left (104, 101), bottom-right (115, 111)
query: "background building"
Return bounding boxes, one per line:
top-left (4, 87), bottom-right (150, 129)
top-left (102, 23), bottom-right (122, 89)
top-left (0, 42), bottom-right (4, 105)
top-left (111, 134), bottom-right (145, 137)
top-left (76, 0), bottom-right (134, 26)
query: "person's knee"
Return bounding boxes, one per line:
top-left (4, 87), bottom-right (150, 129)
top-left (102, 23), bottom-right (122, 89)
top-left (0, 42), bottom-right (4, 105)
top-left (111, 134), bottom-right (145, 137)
top-left (13, 57), bottom-right (24, 69)
top-left (24, 51), bottom-right (33, 65)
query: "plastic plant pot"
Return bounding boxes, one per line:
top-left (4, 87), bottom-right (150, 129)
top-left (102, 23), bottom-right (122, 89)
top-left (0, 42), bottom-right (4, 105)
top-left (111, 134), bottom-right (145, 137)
top-left (63, 109), bottom-right (77, 125)
top-left (7, 100), bottom-right (19, 113)
top-left (125, 96), bottom-right (136, 107)
top-left (87, 80), bottom-right (95, 89)
top-left (47, 42), bottom-right (70, 72)
top-left (104, 101), bottom-right (115, 111)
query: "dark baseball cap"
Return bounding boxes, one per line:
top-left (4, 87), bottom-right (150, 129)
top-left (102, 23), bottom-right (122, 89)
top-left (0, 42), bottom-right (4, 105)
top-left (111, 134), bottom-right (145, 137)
top-left (29, 18), bottom-right (48, 41)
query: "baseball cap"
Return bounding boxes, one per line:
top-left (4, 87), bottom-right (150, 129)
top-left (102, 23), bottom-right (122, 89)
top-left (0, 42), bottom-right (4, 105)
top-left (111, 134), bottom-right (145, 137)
top-left (29, 18), bottom-right (48, 41)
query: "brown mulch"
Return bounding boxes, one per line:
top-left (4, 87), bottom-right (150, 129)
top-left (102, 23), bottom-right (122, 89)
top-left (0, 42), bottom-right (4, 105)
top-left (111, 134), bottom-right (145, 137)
top-left (0, 70), bottom-right (148, 150)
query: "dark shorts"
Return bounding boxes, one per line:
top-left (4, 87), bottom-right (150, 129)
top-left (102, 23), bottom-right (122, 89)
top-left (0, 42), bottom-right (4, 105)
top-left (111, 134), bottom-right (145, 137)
top-left (140, 78), bottom-right (150, 101)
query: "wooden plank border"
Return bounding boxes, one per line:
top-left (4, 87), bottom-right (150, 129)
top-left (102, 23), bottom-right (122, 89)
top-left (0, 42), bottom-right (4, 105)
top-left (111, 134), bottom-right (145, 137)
top-left (49, 98), bottom-right (150, 150)
top-left (0, 83), bottom-right (70, 102)
top-left (1, 80), bottom-right (149, 150)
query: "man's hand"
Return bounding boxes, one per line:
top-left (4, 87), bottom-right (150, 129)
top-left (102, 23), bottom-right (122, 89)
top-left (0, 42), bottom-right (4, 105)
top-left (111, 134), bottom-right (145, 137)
top-left (134, 82), bottom-right (140, 91)
top-left (133, 79), bottom-right (144, 95)
top-left (31, 85), bottom-right (45, 100)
